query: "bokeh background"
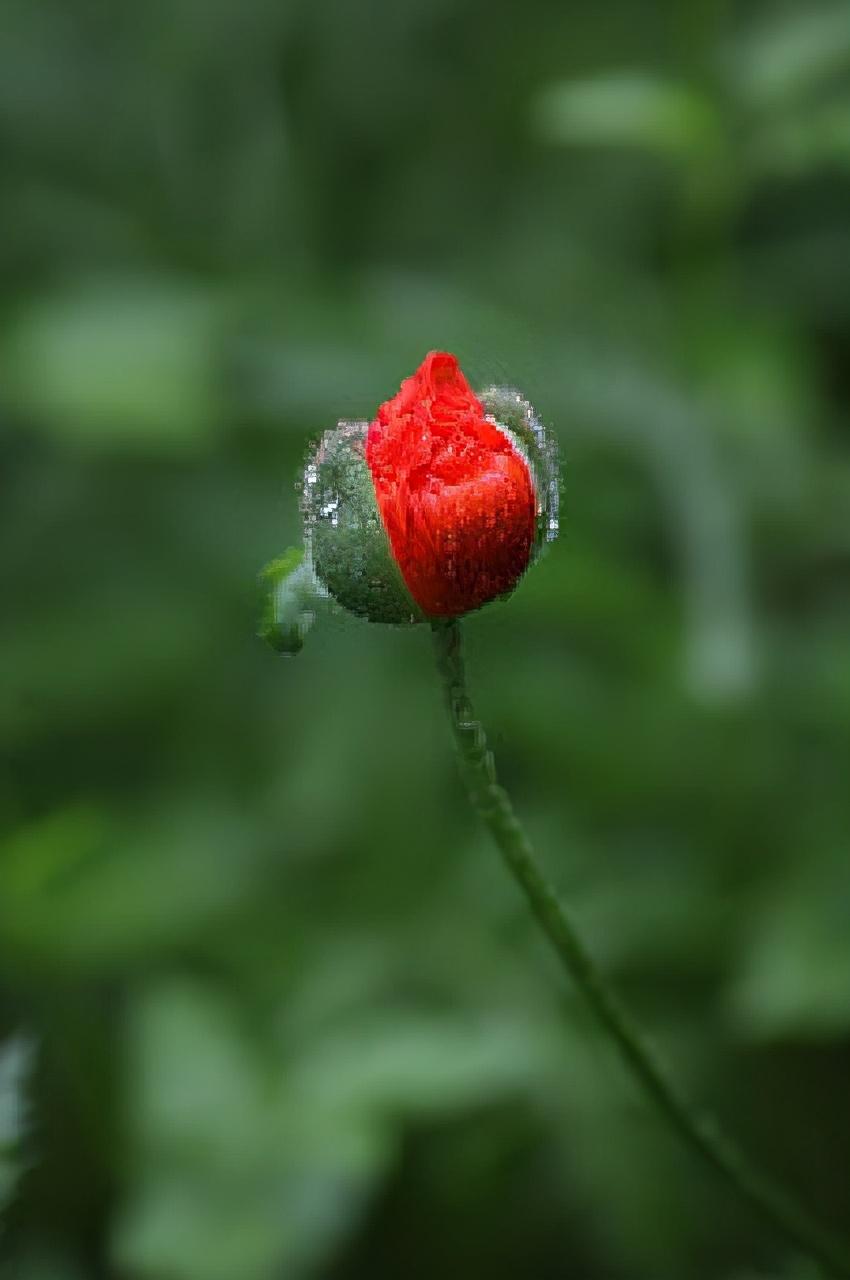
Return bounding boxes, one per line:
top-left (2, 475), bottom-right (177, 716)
top-left (2, 1), bottom-right (850, 1277)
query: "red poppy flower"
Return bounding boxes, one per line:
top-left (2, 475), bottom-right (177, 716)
top-left (263, 352), bottom-right (558, 648)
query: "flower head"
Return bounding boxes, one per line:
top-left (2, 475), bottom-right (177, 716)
top-left (262, 352), bottom-right (558, 649)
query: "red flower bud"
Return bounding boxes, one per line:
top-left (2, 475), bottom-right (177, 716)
top-left (263, 352), bottom-right (558, 649)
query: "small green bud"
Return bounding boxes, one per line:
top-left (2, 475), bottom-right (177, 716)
top-left (259, 548), bottom-right (321, 655)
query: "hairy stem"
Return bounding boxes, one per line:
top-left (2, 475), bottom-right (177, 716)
top-left (432, 617), bottom-right (850, 1277)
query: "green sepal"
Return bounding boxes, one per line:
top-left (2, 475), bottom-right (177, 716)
top-left (306, 421), bottom-right (425, 625)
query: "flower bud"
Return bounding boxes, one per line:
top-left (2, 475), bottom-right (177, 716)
top-left (263, 352), bottom-right (558, 647)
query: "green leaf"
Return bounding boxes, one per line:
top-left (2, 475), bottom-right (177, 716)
top-left (730, 846), bottom-right (850, 1039)
top-left (113, 980), bottom-right (550, 1280)
top-left (2, 277), bottom-right (226, 451)
top-left (533, 74), bottom-right (721, 158)
top-left (752, 100), bottom-right (850, 177)
top-left (0, 805), bottom-right (259, 973)
top-left (729, 5), bottom-right (850, 111)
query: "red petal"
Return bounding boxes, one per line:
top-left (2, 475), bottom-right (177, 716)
top-left (365, 352), bottom-right (536, 617)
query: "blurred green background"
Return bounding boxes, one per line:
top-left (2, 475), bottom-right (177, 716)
top-left (2, 1), bottom-right (850, 1277)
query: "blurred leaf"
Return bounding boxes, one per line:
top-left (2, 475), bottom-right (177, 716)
top-left (2, 277), bottom-right (227, 450)
top-left (534, 74), bottom-right (722, 158)
top-left (113, 979), bottom-right (551, 1280)
top-left (729, 5), bottom-right (850, 111)
top-left (753, 99), bottom-right (850, 177)
top-left (289, 1011), bottom-right (546, 1118)
top-left (0, 805), bottom-right (259, 972)
top-left (730, 844), bottom-right (850, 1040)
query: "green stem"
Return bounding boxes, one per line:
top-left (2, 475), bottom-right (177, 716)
top-left (432, 617), bottom-right (850, 1278)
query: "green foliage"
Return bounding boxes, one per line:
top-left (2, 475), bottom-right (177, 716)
top-left (112, 980), bottom-right (548, 1280)
top-left (534, 75), bottom-right (721, 157)
top-left (3, 279), bottom-right (227, 450)
top-left (2, 0), bottom-right (850, 1278)
top-left (0, 1040), bottom-right (32, 1217)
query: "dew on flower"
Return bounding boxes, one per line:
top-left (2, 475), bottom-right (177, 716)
top-left (276, 354), bottom-right (560, 635)
top-left (479, 385), bottom-right (560, 553)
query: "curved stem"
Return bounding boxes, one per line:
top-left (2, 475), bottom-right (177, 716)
top-left (432, 617), bottom-right (850, 1278)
